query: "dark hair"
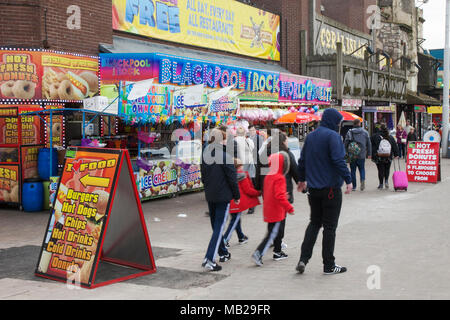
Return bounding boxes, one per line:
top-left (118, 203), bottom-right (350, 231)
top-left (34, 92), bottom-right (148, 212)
top-left (353, 119), bottom-right (361, 127)
top-left (380, 124), bottom-right (389, 139)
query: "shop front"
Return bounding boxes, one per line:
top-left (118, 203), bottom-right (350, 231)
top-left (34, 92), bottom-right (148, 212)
top-left (0, 48), bottom-right (99, 210)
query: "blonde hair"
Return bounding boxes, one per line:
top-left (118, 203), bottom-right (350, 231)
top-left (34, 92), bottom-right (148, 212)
top-left (234, 158), bottom-right (243, 168)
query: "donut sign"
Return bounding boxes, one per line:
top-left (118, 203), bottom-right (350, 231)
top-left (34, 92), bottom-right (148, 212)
top-left (35, 148), bottom-right (156, 288)
top-left (406, 142), bottom-right (441, 184)
top-left (0, 49), bottom-right (99, 101)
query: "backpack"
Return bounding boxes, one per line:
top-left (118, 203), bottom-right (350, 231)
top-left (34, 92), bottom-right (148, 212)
top-left (346, 130), bottom-right (362, 163)
top-left (377, 137), bottom-right (392, 157)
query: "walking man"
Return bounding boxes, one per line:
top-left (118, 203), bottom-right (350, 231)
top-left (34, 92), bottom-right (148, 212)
top-left (344, 119), bottom-right (372, 191)
top-left (296, 108), bottom-right (353, 275)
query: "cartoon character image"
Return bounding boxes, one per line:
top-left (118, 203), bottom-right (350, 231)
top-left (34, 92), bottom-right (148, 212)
top-left (250, 17), bottom-right (265, 49)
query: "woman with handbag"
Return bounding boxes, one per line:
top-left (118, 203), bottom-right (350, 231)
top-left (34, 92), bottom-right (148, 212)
top-left (396, 125), bottom-right (407, 159)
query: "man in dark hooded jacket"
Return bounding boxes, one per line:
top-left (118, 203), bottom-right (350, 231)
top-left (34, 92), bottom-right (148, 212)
top-left (296, 108), bottom-right (352, 275)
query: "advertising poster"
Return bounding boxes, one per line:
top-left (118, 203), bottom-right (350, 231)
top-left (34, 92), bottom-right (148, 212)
top-left (172, 85), bottom-right (208, 118)
top-left (0, 106), bottom-right (41, 146)
top-left (120, 81), bottom-right (171, 119)
top-left (0, 164), bottom-right (20, 204)
top-left (0, 49), bottom-right (99, 101)
top-left (113, 0), bottom-right (281, 61)
top-left (45, 105), bottom-right (64, 148)
top-left (406, 142), bottom-right (440, 184)
top-left (137, 159), bottom-right (178, 200)
top-left (178, 164), bottom-right (202, 193)
top-left (36, 148), bottom-right (120, 286)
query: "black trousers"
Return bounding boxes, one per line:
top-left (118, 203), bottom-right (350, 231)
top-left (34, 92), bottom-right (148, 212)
top-left (299, 188), bottom-right (342, 270)
top-left (256, 219), bottom-right (286, 256)
top-left (376, 161), bottom-right (392, 185)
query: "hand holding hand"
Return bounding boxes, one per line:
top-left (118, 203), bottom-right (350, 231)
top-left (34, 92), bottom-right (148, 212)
top-left (297, 181), bottom-right (306, 192)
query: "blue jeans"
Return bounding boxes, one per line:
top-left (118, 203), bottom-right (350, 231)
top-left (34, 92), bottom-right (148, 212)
top-left (350, 159), bottom-right (366, 188)
top-left (205, 202), bottom-right (230, 263)
top-left (223, 212), bottom-right (245, 242)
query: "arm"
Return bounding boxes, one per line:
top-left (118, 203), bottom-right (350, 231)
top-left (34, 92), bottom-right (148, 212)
top-left (366, 132), bottom-right (372, 158)
top-left (273, 177), bottom-right (294, 213)
top-left (298, 138), bottom-right (307, 182)
top-left (329, 133), bottom-right (352, 185)
top-left (222, 153), bottom-right (240, 200)
top-left (288, 150), bottom-right (300, 183)
top-left (390, 136), bottom-right (400, 158)
top-left (241, 176), bottom-right (261, 197)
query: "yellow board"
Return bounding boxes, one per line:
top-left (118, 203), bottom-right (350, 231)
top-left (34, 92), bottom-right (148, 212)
top-left (112, 0), bottom-right (281, 61)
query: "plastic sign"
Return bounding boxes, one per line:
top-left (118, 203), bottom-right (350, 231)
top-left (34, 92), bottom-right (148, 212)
top-left (406, 142), bottom-right (440, 184)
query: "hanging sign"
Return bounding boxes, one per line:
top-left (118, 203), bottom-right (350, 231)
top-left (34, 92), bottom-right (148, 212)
top-left (35, 148), bottom-right (156, 288)
top-left (406, 142), bottom-right (440, 184)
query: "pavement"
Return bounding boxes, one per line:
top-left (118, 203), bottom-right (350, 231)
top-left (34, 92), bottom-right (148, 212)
top-left (1, 159), bottom-right (450, 300)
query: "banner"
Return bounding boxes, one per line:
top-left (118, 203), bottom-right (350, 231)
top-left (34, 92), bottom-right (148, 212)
top-left (120, 81), bottom-right (171, 119)
top-left (406, 142), bottom-right (440, 184)
top-left (0, 49), bottom-right (99, 101)
top-left (113, 0), bottom-right (281, 61)
top-left (137, 159), bottom-right (178, 200)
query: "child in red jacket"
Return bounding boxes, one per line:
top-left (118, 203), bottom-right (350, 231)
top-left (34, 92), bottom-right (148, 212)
top-left (252, 152), bottom-right (294, 266)
top-left (224, 158), bottom-right (261, 247)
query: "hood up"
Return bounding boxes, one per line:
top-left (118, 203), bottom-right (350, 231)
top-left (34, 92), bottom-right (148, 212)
top-left (320, 108), bottom-right (343, 132)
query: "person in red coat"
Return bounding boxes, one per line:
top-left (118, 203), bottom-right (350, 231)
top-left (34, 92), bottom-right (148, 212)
top-left (252, 152), bottom-right (294, 266)
top-left (224, 159), bottom-right (261, 247)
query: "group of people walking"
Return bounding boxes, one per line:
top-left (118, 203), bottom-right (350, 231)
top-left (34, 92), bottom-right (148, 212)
top-left (201, 109), bottom-right (353, 275)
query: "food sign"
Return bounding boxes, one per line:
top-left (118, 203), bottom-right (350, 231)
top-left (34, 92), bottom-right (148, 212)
top-left (406, 142), bottom-right (440, 184)
top-left (137, 160), bottom-right (178, 200)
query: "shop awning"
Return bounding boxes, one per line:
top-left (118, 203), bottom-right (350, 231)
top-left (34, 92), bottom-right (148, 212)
top-left (406, 90), bottom-right (440, 106)
top-left (100, 36), bottom-right (291, 74)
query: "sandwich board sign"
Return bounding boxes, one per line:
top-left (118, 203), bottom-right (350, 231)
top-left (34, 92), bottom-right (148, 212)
top-left (35, 147), bottom-right (156, 288)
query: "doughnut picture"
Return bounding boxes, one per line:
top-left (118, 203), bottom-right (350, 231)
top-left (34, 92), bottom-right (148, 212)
top-left (0, 81), bottom-right (15, 98)
top-left (12, 80), bottom-right (36, 99)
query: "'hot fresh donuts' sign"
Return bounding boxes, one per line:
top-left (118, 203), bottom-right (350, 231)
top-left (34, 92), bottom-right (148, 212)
top-left (0, 49), bottom-right (99, 101)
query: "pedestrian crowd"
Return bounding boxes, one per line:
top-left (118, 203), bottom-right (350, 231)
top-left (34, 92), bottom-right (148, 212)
top-left (200, 110), bottom-right (420, 274)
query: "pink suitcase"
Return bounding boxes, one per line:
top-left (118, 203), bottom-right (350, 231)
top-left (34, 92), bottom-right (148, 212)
top-left (392, 159), bottom-right (408, 191)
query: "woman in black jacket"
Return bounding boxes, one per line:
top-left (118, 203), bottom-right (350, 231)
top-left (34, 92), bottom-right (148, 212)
top-left (201, 128), bottom-right (240, 272)
top-left (371, 125), bottom-right (399, 189)
top-left (255, 131), bottom-right (300, 203)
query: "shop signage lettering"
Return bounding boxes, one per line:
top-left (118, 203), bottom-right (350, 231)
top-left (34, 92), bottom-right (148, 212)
top-left (125, 0), bottom-right (181, 33)
top-left (278, 73), bottom-right (332, 104)
top-left (158, 55), bottom-right (279, 94)
top-left (140, 169), bottom-right (177, 189)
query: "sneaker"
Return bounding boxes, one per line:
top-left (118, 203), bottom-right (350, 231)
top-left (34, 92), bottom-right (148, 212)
top-left (252, 251), bottom-right (263, 266)
top-left (273, 251), bottom-right (288, 261)
top-left (377, 184), bottom-right (383, 190)
top-left (324, 265), bottom-right (347, 275)
top-left (296, 261), bottom-right (306, 274)
top-left (219, 252), bottom-right (231, 262)
top-left (224, 241), bottom-right (230, 248)
top-left (385, 182), bottom-right (389, 189)
top-left (360, 180), bottom-right (365, 191)
top-left (238, 235), bottom-right (249, 244)
top-left (202, 260), bottom-right (222, 272)
top-left (247, 207), bottom-right (255, 214)
top-left (352, 188), bottom-right (356, 192)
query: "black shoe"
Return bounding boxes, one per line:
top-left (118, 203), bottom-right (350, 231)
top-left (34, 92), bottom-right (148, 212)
top-left (377, 184), bottom-right (383, 190)
top-left (247, 207), bottom-right (255, 214)
top-left (324, 265), bottom-right (347, 275)
top-left (296, 261), bottom-right (306, 274)
top-left (273, 251), bottom-right (288, 261)
top-left (238, 235), bottom-right (249, 244)
top-left (202, 260), bottom-right (222, 272)
top-left (219, 252), bottom-right (231, 262)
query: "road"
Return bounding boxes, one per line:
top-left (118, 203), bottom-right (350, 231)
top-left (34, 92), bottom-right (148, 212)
top-left (0, 159), bottom-right (449, 300)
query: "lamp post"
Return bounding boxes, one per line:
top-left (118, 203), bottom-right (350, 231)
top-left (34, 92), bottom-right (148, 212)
top-left (443, 0), bottom-right (450, 157)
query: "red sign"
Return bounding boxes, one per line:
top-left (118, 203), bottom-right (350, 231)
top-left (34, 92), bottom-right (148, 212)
top-left (406, 142), bottom-right (440, 184)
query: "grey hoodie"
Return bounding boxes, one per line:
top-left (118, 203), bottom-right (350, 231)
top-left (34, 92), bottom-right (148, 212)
top-left (344, 127), bottom-right (372, 159)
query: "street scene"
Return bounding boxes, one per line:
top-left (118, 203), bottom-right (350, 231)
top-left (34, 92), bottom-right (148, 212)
top-left (0, 0), bottom-right (449, 305)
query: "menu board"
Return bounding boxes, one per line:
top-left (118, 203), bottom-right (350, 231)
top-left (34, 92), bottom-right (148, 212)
top-left (21, 145), bottom-right (42, 180)
top-left (406, 142), bottom-right (440, 184)
top-left (0, 106), bottom-right (41, 146)
top-left (36, 148), bottom-right (156, 288)
top-left (36, 148), bottom-right (120, 286)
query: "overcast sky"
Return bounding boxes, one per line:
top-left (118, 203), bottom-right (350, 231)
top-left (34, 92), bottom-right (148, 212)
top-left (421, 0), bottom-right (446, 50)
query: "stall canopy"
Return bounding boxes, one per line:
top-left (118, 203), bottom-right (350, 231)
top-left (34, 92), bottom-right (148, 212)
top-left (100, 36), bottom-right (290, 74)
